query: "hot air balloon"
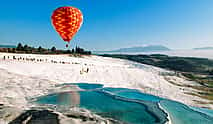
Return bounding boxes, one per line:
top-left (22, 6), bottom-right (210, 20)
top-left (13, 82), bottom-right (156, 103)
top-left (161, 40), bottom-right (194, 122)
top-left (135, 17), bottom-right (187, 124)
top-left (51, 6), bottom-right (83, 47)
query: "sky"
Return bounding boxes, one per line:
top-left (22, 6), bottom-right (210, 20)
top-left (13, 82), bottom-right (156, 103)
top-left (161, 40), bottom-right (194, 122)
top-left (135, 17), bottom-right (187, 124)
top-left (0, 0), bottom-right (213, 51)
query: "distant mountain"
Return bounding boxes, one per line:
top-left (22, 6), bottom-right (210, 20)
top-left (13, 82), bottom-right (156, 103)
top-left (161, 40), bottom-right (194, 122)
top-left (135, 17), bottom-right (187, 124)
top-left (0, 45), bottom-right (16, 48)
top-left (107, 45), bottom-right (171, 53)
top-left (194, 47), bottom-right (213, 50)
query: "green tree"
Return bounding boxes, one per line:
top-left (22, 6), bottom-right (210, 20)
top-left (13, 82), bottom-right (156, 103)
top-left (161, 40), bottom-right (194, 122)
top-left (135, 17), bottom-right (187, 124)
top-left (23, 44), bottom-right (32, 52)
top-left (17, 43), bottom-right (24, 51)
top-left (12, 48), bottom-right (16, 53)
top-left (75, 46), bottom-right (84, 53)
top-left (38, 46), bottom-right (42, 52)
top-left (71, 48), bottom-right (75, 53)
top-left (51, 46), bottom-right (56, 52)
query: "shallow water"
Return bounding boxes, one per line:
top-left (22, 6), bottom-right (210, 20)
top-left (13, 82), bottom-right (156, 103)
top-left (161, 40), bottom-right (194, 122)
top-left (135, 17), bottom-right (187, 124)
top-left (189, 106), bottom-right (213, 117)
top-left (103, 88), bottom-right (162, 102)
top-left (160, 100), bottom-right (213, 124)
top-left (36, 83), bottom-right (213, 124)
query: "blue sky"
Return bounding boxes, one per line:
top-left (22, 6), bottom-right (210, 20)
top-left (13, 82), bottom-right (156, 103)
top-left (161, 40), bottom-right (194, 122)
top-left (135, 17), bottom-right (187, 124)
top-left (0, 0), bottom-right (213, 50)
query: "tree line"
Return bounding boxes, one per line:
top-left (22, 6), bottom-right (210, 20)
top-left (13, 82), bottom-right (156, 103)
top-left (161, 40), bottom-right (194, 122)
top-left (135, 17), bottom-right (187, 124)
top-left (0, 43), bottom-right (91, 55)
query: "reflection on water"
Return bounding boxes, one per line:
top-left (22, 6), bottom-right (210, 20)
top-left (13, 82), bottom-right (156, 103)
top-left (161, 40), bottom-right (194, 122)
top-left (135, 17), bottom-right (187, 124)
top-left (58, 91), bottom-right (80, 107)
top-left (36, 83), bottom-right (213, 124)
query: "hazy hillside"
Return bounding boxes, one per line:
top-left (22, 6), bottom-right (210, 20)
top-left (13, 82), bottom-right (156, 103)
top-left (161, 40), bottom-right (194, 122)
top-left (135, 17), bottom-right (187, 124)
top-left (0, 45), bottom-right (16, 48)
top-left (194, 47), bottom-right (213, 50)
top-left (97, 45), bottom-right (171, 53)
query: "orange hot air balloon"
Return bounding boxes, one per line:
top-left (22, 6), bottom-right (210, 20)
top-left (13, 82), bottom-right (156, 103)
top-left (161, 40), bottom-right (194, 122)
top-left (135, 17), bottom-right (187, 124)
top-left (51, 6), bottom-right (83, 47)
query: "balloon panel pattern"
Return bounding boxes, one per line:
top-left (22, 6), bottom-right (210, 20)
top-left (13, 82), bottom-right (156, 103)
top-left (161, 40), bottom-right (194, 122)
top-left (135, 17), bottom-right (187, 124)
top-left (51, 7), bottom-right (83, 42)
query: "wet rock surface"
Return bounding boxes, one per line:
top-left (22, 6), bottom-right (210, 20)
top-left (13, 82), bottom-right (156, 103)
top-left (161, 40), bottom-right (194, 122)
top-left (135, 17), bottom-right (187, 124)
top-left (9, 110), bottom-right (59, 124)
top-left (0, 105), bottom-right (120, 124)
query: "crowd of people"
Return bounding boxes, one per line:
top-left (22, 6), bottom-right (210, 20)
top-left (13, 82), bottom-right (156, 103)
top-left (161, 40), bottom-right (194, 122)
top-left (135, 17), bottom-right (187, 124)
top-left (1, 55), bottom-right (90, 74)
top-left (2, 55), bottom-right (73, 64)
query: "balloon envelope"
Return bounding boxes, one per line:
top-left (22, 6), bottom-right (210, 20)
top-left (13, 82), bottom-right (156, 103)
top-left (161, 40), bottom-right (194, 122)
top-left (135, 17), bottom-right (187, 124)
top-left (51, 6), bottom-right (83, 42)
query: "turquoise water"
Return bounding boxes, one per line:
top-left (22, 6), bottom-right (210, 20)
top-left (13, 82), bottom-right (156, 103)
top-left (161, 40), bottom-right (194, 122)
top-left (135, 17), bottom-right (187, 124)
top-left (160, 100), bottom-right (213, 124)
top-left (74, 83), bottom-right (103, 90)
top-left (103, 88), bottom-right (162, 102)
top-left (79, 91), bottom-right (159, 124)
top-left (36, 83), bottom-right (213, 124)
top-left (189, 106), bottom-right (213, 117)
